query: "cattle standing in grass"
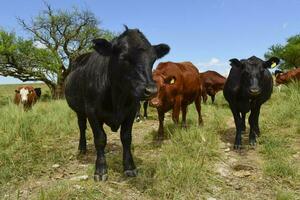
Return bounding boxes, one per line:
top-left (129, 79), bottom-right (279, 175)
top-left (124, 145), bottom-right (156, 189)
top-left (34, 88), bottom-right (42, 98)
top-left (14, 86), bottom-right (38, 110)
top-left (65, 26), bottom-right (170, 181)
top-left (199, 70), bottom-right (226, 103)
top-left (149, 61), bottom-right (203, 139)
top-left (223, 56), bottom-right (280, 149)
top-left (275, 68), bottom-right (300, 85)
top-left (135, 101), bottom-right (149, 122)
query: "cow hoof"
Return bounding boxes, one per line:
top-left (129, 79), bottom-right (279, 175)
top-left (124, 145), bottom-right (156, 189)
top-left (124, 169), bottom-right (138, 177)
top-left (135, 117), bottom-right (141, 123)
top-left (234, 144), bottom-right (242, 150)
top-left (94, 173), bottom-right (108, 182)
top-left (249, 141), bottom-right (256, 147)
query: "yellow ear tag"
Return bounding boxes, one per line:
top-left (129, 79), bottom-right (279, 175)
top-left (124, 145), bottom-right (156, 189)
top-left (271, 62), bottom-right (277, 68)
top-left (170, 78), bottom-right (175, 84)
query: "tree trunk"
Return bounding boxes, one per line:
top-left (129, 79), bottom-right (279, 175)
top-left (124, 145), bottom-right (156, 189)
top-left (50, 78), bottom-right (65, 99)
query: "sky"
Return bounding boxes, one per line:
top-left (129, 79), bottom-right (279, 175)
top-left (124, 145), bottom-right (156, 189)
top-left (1, 0), bottom-right (300, 84)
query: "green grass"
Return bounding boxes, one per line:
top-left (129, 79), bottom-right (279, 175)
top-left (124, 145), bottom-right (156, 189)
top-left (0, 100), bottom-right (78, 196)
top-left (0, 82), bottom-right (299, 199)
top-left (260, 82), bottom-right (300, 179)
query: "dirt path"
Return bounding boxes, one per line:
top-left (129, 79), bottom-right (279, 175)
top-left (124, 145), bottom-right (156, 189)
top-left (214, 118), bottom-right (276, 199)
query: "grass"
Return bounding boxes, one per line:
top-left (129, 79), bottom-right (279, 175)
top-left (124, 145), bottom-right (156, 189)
top-left (0, 100), bottom-right (78, 197)
top-left (0, 82), bottom-right (299, 199)
top-left (260, 82), bottom-right (300, 179)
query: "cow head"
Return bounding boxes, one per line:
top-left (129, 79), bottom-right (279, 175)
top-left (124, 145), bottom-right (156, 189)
top-left (34, 88), bottom-right (42, 98)
top-left (15, 87), bottom-right (35, 104)
top-left (229, 56), bottom-right (280, 97)
top-left (92, 26), bottom-right (170, 100)
top-left (150, 70), bottom-right (177, 108)
top-left (274, 70), bottom-right (285, 85)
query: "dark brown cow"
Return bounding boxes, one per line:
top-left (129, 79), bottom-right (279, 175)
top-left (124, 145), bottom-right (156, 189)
top-left (150, 61), bottom-right (203, 139)
top-left (199, 70), bottom-right (226, 103)
top-left (14, 86), bottom-right (38, 110)
top-left (275, 68), bottom-right (300, 85)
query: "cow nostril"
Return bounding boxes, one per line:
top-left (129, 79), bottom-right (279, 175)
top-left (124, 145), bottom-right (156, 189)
top-left (145, 86), bottom-right (157, 96)
top-left (249, 88), bottom-right (261, 95)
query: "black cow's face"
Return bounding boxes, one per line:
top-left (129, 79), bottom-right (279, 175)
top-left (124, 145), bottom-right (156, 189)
top-left (92, 26), bottom-right (170, 100)
top-left (230, 56), bottom-right (280, 97)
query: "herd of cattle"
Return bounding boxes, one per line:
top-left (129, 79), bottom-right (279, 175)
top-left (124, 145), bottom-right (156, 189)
top-left (12, 27), bottom-right (300, 181)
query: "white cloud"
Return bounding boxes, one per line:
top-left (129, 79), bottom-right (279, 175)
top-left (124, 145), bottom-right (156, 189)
top-left (197, 57), bottom-right (228, 68)
top-left (196, 57), bottom-right (229, 76)
top-left (33, 41), bottom-right (47, 49)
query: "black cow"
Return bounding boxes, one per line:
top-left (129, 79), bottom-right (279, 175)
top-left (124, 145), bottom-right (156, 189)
top-left (223, 56), bottom-right (280, 149)
top-left (34, 88), bottom-right (42, 98)
top-left (65, 26), bottom-right (170, 181)
top-left (135, 101), bottom-right (149, 122)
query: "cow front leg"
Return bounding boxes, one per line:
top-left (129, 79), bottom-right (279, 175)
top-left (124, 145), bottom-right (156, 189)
top-left (229, 105), bottom-right (243, 149)
top-left (77, 113), bottom-right (87, 154)
top-left (121, 115), bottom-right (137, 177)
top-left (157, 110), bottom-right (165, 140)
top-left (249, 106), bottom-right (261, 146)
top-left (241, 112), bottom-right (246, 132)
top-left (87, 114), bottom-right (107, 181)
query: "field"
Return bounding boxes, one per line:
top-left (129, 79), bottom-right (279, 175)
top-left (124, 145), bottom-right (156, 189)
top-left (0, 83), bottom-right (299, 200)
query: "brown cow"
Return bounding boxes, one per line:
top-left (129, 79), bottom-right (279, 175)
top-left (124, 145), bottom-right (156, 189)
top-left (150, 61), bottom-right (203, 139)
top-left (199, 70), bottom-right (226, 103)
top-left (275, 68), bottom-right (300, 85)
top-left (14, 86), bottom-right (38, 110)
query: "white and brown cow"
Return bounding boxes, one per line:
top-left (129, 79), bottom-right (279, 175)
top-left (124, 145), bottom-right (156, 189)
top-left (14, 86), bottom-right (38, 110)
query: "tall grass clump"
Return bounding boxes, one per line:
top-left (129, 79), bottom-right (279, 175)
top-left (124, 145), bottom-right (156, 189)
top-left (145, 101), bottom-right (229, 199)
top-left (0, 100), bottom-right (78, 190)
top-left (260, 82), bottom-right (300, 179)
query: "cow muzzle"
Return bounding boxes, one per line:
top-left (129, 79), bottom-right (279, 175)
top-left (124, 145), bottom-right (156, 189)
top-left (249, 88), bottom-right (261, 96)
top-left (142, 84), bottom-right (157, 100)
top-left (149, 97), bottom-right (160, 107)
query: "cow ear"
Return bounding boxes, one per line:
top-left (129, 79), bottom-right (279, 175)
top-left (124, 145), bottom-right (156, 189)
top-left (92, 38), bottom-right (112, 56)
top-left (264, 57), bottom-right (280, 68)
top-left (165, 76), bottom-right (176, 85)
top-left (154, 44), bottom-right (170, 59)
top-left (229, 58), bottom-right (242, 68)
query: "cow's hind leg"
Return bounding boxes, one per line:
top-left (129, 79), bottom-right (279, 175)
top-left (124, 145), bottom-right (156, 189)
top-left (157, 110), bottom-right (165, 140)
top-left (248, 106), bottom-right (261, 146)
top-left (121, 114), bottom-right (137, 177)
top-left (143, 101), bottom-right (148, 119)
top-left (181, 104), bottom-right (188, 129)
top-left (195, 95), bottom-right (203, 125)
top-left (172, 96), bottom-right (181, 124)
top-left (211, 95), bottom-right (215, 104)
top-left (87, 113), bottom-right (107, 181)
top-left (77, 113), bottom-right (87, 154)
top-left (135, 102), bottom-right (141, 122)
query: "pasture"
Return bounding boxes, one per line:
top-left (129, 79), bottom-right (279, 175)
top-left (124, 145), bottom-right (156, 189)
top-left (0, 83), bottom-right (299, 199)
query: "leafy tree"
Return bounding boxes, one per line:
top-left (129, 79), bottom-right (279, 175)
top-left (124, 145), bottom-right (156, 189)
top-left (0, 3), bottom-right (114, 98)
top-left (265, 34), bottom-right (300, 70)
